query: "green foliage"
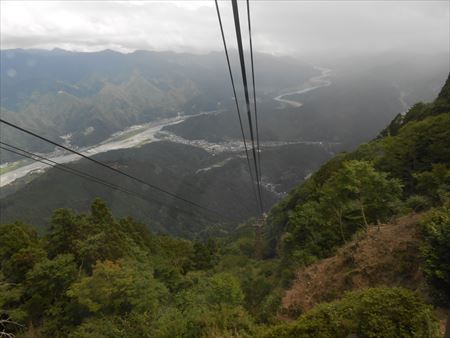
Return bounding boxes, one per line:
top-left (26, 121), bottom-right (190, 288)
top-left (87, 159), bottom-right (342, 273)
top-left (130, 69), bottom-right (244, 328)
top-left (46, 199), bottom-right (152, 273)
top-left (379, 113), bottom-right (450, 190)
top-left (68, 259), bottom-right (167, 315)
top-left (380, 74), bottom-right (450, 137)
top-left (173, 271), bottom-right (255, 336)
top-left (262, 287), bottom-right (439, 338)
top-left (328, 160), bottom-right (403, 225)
top-left (420, 203), bottom-right (450, 306)
top-left (0, 221), bottom-right (45, 282)
top-left (205, 272), bottom-right (245, 307)
top-left (266, 80), bottom-right (449, 279)
top-left (414, 164), bottom-right (450, 204)
top-left (1, 76), bottom-right (449, 337)
top-left (0, 200), bottom-right (276, 337)
top-left (192, 239), bottom-right (219, 270)
top-left (278, 161), bottom-right (402, 269)
top-left (23, 253), bottom-right (79, 335)
top-left (405, 194), bottom-right (432, 212)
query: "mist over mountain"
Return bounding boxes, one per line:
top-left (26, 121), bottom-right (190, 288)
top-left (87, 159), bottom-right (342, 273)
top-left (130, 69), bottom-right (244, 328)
top-left (1, 0), bottom-right (450, 334)
top-left (1, 48), bottom-right (316, 163)
top-left (1, 48), bottom-right (448, 233)
top-left (1, 64), bottom-right (449, 338)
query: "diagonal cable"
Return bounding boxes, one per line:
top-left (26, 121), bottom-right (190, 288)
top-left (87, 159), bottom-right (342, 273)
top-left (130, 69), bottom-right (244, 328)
top-left (0, 143), bottom-right (220, 224)
top-left (246, 0), bottom-right (263, 210)
top-left (214, 0), bottom-right (260, 213)
top-left (230, 0), bottom-right (263, 213)
top-left (0, 118), bottom-right (231, 221)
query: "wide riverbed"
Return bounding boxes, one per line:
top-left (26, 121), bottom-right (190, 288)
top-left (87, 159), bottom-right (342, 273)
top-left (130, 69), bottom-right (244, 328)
top-left (0, 112), bottom-right (211, 187)
top-left (1, 66), bottom-right (333, 188)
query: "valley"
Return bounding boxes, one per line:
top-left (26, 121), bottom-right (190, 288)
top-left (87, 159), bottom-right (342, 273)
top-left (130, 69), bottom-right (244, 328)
top-left (1, 49), bottom-right (448, 235)
top-left (1, 65), bottom-right (333, 188)
top-left (273, 66), bottom-right (332, 108)
top-left (1, 1), bottom-right (449, 336)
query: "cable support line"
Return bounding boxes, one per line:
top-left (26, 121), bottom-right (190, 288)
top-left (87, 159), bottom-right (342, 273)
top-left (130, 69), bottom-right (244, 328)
top-left (0, 141), bottom-right (231, 216)
top-left (0, 143), bottom-right (221, 224)
top-left (230, 0), bottom-right (264, 213)
top-left (214, 0), bottom-right (260, 213)
top-left (0, 144), bottom-right (138, 198)
top-left (246, 0), bottom-right (263, 205)
top-left (0, 118), bottom-right (230, 221)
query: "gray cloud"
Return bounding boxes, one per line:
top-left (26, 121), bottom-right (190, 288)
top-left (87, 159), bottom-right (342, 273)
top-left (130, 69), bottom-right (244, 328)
top-left (1, 0), bottom-right (448, 57)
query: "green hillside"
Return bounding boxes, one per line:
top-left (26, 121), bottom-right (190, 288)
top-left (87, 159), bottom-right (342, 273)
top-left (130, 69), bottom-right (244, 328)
top-left (264, 73), bottom-right (450, 260)
top-left (0, 141), bottom-right (334, 235)
top-left (1, 74), bottom-right (449, 337)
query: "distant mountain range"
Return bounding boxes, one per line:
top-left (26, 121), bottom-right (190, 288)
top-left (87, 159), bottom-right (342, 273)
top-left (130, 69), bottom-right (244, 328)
top-left (1, 48), bottom-right (316, 163)
top-left (1, 48), bottom-right (448, 235)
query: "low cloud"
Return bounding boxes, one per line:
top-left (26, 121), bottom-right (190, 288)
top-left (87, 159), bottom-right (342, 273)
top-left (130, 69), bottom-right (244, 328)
top-left (1, 1), bottom-right (448, 57)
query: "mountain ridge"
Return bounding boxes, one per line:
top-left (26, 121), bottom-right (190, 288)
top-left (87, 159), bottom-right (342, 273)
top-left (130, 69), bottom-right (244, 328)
top-left (0, 72), bottom-right (449, 337)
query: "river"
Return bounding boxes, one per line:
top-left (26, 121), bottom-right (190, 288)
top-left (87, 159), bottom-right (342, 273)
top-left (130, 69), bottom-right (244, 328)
top-left (274, 66), bottom-right (331, 108)
top-left (0, 112), bottom-right (213, 187)
top-left (1, 66), bottom-right (333, 188)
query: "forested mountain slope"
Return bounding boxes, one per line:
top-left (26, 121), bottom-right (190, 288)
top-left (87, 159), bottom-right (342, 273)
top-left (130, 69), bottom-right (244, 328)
top-left (0, 141), bottom-right (334, 234)
top-left (0, 74), bottom-right (449, 337)
top-left (264, 72), bottom-right (450, 259)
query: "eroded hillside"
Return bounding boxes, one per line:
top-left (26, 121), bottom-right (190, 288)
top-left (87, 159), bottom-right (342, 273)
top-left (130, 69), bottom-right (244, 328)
top-left (281, 213), bottom-right (428, 317)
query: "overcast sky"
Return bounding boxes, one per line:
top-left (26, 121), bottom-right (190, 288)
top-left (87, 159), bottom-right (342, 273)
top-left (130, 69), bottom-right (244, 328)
top-left (1, 1), bottom-right (449, 57)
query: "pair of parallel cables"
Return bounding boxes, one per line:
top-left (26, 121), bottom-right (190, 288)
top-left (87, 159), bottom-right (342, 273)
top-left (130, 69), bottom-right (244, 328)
top-left (215, 0), bottom-right (264, 214)
top-left (0, 0), bottom-right (265, 225)
top-left (0, 119), bottom-right (232, 223)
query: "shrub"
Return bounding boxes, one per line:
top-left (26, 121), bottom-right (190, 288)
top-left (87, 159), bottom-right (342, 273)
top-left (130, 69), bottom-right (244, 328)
top-left (405, 194), bottom-right (432, 212)
top-left (421, 203), bottom-right (450, 306)
top-left (262, 287), bottom-right (439, 338)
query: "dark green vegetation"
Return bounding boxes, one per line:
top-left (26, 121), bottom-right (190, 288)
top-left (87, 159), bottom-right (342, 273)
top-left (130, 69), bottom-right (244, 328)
top-left (0, 200), bottom-right (445, 337)
top-left (0, 200), bottom-right (285, 337)
top-left (0, 142), bottom-right (335, 234)
top-left (1, 71), bottom-right (449, 336)
top-left (2, 49), bottom-right (447, 235)
top-left (263, 287), bottom-right (439, 338)
top-left (265, 73), bottom-right (450, 265)
top-left (263, 288), bottom-right (438, 338)
top-left (421, 203), bottom-right (450, 307)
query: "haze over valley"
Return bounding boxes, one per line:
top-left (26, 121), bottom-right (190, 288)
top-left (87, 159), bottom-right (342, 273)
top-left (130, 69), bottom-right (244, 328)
top-left (1, 1), bottom-right (449, 336)
top-left (1, 47), bottom-right (448, 232)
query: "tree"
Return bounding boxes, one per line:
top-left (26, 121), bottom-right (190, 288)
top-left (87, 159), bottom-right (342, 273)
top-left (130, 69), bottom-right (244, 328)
top-left (262, 287), bottom-right (439, 338)
top-left (68, 259), bottom-right (167, 316)
top-left (25, 254), bottom-right (78, 326)
top-left (47, 200), bottom-right (150, 273)
top-left (414, 163), bottom-right (450, 204)
top-left (0, 222), bottom-right (45, 282)
top-left (192, 239), bottom-right (218, 270)
top-left (90, 198), bottom-right (114, 226)
top-left (47, 208), bottom-right (84, 259)
top-left (175, 272), bottom-right (254, 337)
top-left (320, 183), bottom-right (351, 242)
top-left (421, 203), bottom-right (450, 306)
top-left (205, 272), bottom-right (245, 308)
top-left (327, 160), bottom-right (402, 228)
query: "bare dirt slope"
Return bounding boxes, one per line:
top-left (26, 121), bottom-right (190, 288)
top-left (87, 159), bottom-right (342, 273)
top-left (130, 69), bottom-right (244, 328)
top-left (281, 213), bottom-right (430, 317)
